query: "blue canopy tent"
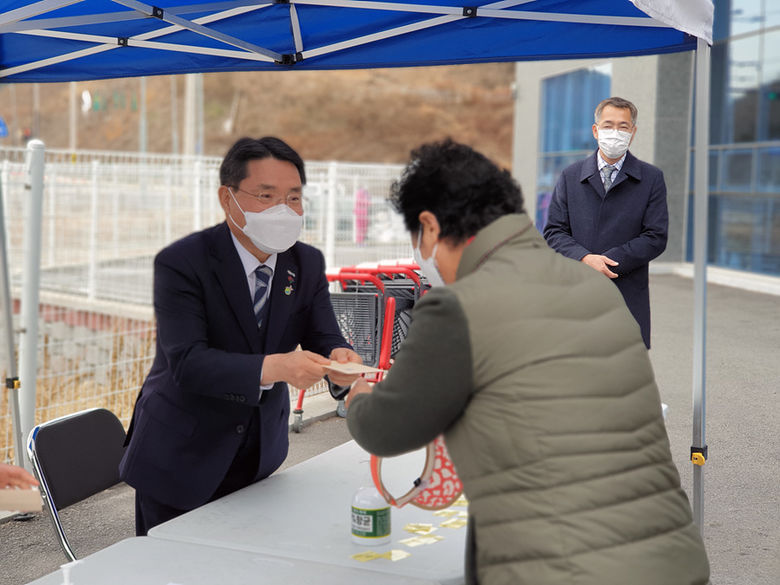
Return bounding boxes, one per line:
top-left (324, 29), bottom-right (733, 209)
top-left (0, 0), bottom-right (710, 78)
top-left (0, 0), bottom-right (714, 529)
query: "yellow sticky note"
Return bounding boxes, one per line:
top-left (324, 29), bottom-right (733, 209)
top-left (433, 509), bottom-right (458, 517)
top-left (400, 534), bottom-right (445, 547)
top-left (351, 551), bottom-right (382, 562)
top-left (440, 517), bottom-right (468, 529)
top-left (404, 522), bottom-right (436, 535)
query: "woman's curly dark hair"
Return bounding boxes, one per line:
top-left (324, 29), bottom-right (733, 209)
top-left (389, 139), bottom-right (525, 243)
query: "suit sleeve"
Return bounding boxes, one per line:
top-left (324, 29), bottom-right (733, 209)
top-left (153, 247), bottom-right (264, 404)
top-left (299, 249), bottom-right (352, 357)
top-left (603, 169), bottom-right (669, 275)
top-left (347, 288), bottom-right (473, 457)
top-left (543, 171), bottom-right (592, 261)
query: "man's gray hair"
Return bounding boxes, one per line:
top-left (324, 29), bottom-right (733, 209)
top-left (594, 97), bottom-right (638, 126)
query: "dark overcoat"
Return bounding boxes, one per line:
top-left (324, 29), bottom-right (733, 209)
top-left (543, 151), bottom-right (668, 348)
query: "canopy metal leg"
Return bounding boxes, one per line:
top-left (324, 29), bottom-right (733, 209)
top-left (691, 36), bottom-right (711, 534)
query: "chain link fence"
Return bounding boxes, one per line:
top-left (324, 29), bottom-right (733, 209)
top-left (1, 146), bottom-right (409, 464)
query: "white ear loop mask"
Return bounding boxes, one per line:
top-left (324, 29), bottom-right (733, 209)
top-left (413, 229), bottom-right (445, 287)
top-left (597, 128), bottom-right (633, 160)
top-left (228, 188), bottom-right (303, 254)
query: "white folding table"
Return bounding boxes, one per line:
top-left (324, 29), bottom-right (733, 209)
top-left (25, 537), bottom-right (441, 585)
top-left (150, 440), bottom-right (467, 584)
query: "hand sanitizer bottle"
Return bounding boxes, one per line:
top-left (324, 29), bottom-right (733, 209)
top-left (351, 485), bottom-right (391, 545)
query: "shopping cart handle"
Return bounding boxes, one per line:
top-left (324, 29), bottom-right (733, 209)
top-left (327, 272), bottom-right (385, 293)
top-left (374, 265), bottom-right (422, 287)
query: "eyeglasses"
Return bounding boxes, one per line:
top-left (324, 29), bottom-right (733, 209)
top-left (233, 187), bottom-right (304, 211)
top-left (597, 123), bottom-right (634, 132)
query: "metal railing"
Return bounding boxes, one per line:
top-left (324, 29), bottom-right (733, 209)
top-left (0, 146), bottom-right (410, 464)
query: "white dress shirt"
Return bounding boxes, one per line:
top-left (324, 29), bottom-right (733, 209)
top-left (230, 232), bottom-right (277, 391)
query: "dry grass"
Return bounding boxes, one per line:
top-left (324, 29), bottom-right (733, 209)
top-left (1, 312), bottom-right (330, 463)
top-left (0, 64), bottom-right (515, 169)
top-left (0, 316), bottom-right (154, 462)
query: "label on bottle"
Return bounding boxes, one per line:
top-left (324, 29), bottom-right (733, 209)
top-left (351, 505), bottom-right (391, 539)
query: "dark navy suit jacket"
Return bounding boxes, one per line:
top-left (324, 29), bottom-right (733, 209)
top-left (119, 222), bottom-right (349, 510)
top-left (543, 151), bottom-right (668, 348)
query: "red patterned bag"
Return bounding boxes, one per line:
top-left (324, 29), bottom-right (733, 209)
top-left (370, 436), bottom-right (463, 510)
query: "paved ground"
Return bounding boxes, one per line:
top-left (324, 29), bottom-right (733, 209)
top-left (1, 274), bottom-right (778, 585)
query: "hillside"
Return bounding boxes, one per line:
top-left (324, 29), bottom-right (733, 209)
top-left (0, 64), bottom-right (515, 169)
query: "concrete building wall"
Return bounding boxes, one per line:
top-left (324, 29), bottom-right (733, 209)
top-left (653, 51), bottom-right (694, 263)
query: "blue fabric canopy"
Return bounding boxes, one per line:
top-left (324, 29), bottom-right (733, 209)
top-left (0, 0), bottom-right (716, 534)
top-left (0, 0), bottom-right (709, 82)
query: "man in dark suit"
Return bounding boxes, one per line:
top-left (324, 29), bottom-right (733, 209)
top-left (120, 137), bottom-right (362, 535)
top-left (543, 97), bottom-right (668, 348)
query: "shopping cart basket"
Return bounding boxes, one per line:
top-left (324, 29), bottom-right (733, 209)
top-left (339, 265), bottom-right (424, 359)
top-left (291, 272), bottom-right (396, 432)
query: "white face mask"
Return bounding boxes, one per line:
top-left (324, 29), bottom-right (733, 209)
top-left (597, 129), bottom-right (633, 160)
top-left (413, 229), bottom-right (445, 287)
top-left (228, 188), bottom-right (303, 254)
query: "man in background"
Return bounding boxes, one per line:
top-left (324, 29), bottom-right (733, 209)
top-left (543, 96), bottom-right (668, 348)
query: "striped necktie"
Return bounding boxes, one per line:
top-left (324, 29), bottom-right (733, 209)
top-left (253, 265), bottom-right (273, 329)
top-left (601, 164), bottom-right (616, 191)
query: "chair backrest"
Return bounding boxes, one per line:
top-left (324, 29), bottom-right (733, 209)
top-left (27, 407), bottom-right (126, 561)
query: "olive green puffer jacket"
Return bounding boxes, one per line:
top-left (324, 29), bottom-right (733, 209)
top-left (348, 213), bottom-right (709, 585)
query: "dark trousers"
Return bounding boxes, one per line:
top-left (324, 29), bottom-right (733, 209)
top-left (135, 408), bottom-right (261, 536)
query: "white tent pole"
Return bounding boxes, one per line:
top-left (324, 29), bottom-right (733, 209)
top-left (691, 35), bottom-right (711, 534)
top-left (0, 164), bottom-right (24, 468)
top-left (18, 140), bottom-right (46, 470)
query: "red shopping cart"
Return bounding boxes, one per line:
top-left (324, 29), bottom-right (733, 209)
top-left (334, 265), bottom-right (461, 509)
top-left (339, 264), bottom-right (425, 360)
top-left (291, 272), bottom-right (396, 432)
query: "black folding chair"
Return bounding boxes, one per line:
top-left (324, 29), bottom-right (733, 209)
top-left (26, 408), bottom-right (127, 561)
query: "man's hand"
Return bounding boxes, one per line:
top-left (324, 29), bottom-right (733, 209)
top-left (0, 463), bottom-right (39, 489)
top-left (262, 350), bottom-right (331, 389)
top-left (581, 254), bottom-right (619, 279)
top-left (345, 377), bottom-right (373, 408)
top-left (327, 347), bottom-right (363, 386)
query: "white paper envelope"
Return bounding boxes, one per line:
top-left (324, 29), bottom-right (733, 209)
top-left (324, 361), bottom-right (385, 375)
top-left (0, 488), bottom-right (42, 512)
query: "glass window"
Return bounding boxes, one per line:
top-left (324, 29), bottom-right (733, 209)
top-left (757, 146), bottom-right (780, 193)
top-left (729, 0), bottom-right (764, 36)
top-left (758, 29), bottom-right (780, 140)
top-left (767, 2), bottom-right (780, 29)
top-left (710, 151), bottom-right (721, 190)
top-left (687, 2), bottom-right (780, 277)
top-left (727, 35), bottom-right (761, 143)
top-left (540, 67), bottom-right (611, 153)
top-left (686, 193), bottom-right (780, 276)
top-left (688, 151), bottom-right (723, 191)
top-left (722, 149), bottom-right (754, 191)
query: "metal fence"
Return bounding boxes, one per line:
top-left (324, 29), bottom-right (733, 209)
top-left (0, 145), bottom-right (409, 464)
